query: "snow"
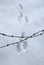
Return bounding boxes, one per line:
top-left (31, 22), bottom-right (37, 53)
top-left (0, 0), bottom-right (44, 65)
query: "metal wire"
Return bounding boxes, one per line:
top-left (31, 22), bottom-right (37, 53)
top-left (0, 29), bottom-right (44, 48)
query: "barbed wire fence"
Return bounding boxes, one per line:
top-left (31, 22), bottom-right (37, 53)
top-left (0, 29), bottom-right (44, 52)
top-left (0, 4), bottom-right (44, 53)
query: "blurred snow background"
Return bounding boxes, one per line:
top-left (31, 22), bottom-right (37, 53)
top-left (0, 0), bottom-right (44, 65)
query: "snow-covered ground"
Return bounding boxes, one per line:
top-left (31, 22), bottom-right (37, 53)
top-left (0, 0), bottom-right (44, 65)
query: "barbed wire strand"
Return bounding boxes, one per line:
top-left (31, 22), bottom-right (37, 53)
top-left (0, 33), bottom-right (25, 38)
top-left (0, 29), bottom-right (44, 48)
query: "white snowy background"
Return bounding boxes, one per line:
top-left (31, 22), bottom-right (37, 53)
top-left (0, 0), bottom-right (44, 65)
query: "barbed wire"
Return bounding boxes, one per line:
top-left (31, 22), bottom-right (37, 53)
top-left (0, 32), bottom-right (25, 38)
top-left (0, 29), bottom-right (44, 49)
